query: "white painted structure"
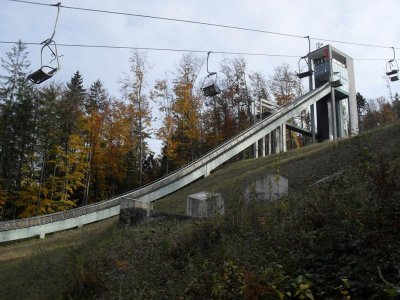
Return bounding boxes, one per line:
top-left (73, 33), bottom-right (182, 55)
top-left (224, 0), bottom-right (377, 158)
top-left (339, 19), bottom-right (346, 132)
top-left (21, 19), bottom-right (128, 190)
top-left (0, 83), bottom-right (331, 243)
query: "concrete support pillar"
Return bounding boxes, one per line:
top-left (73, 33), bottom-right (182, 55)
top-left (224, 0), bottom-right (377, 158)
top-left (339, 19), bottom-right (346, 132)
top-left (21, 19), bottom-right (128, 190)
top-left (346, 56), bottom-right (358, 135)
top-left (326, 97), bottom-right (333, 141)
top-left (275, 127), bottom-right (281, 154)
top-left (310, 104), bottom-right (316, 144)
top-left (254, 140), bottom-right (258, 158)
top-left (331, 88), bottom-right (337, 140)
top-left (281, 124), bottom-right (287, 152)
top-left (336, 99), bottom-right (343, 138)
top-left (204, 164), bottom-right (210, 177)
top-left (268, 132), bottom-right (272, 155)
top-left (261, 136), bottom-right (266, 157)
top-left (308, 53), bottom-right (315, 144)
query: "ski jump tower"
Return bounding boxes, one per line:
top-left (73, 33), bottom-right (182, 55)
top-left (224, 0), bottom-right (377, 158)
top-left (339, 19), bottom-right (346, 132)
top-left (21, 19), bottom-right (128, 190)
top-left (309, 44), bottom-right (358, 140)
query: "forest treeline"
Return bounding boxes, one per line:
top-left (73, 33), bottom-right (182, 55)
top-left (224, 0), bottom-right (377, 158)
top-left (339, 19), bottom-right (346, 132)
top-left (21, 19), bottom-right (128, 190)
top-left (0, 41), bottom-right (399, 220)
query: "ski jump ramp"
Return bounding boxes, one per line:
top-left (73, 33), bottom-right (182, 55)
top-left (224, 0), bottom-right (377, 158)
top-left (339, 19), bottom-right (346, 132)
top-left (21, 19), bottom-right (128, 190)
top-left (0, 83), bottom-right (331, 242)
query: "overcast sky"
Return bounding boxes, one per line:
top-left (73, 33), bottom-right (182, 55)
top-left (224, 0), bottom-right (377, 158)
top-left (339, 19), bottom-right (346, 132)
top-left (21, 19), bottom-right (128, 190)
top-left (1, 0), bottom-right (399, 153)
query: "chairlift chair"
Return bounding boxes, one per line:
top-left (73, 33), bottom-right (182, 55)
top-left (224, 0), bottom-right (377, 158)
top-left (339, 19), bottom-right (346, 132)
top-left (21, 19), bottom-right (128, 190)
top-left (297, 56), bottom-right (313, 79)
top-left (28, 41), bottom-right (61, 84)
top-left (27, 2), bottom-right (62, 84)
top-left (297, 36), bottom-right (314, 79)
top-left (385, 47), bottom-right (399, 82)
top-left (201, 72), bottom-right (221, 97)
top-left (330, 71), bottom-right (342, 88)
top-left (201, 52), bottom-right (221, 97)
top-left (330, 79), bottom-right (343, 88)
top-left (386, 61), bottom-right (399, 81)
top-left (386, 68), bottom-right (398, 76)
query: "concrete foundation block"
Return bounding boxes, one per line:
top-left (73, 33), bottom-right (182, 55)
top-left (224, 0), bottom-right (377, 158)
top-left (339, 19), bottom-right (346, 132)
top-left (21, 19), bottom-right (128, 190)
top-left (245, 174), bottom-right (288, 201)
top-left (186, 192), bottom-right (224, 218)
top-left (120, 198), bottom-right (153, 210)
top-left (39, 232), bottom-right (45, 239)
top-left (119, 198), bottom-right (154, 225)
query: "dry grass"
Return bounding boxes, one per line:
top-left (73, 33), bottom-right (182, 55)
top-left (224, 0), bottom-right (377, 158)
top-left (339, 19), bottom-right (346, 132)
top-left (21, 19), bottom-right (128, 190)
top-left (154, 122), bottom-right (400, 214)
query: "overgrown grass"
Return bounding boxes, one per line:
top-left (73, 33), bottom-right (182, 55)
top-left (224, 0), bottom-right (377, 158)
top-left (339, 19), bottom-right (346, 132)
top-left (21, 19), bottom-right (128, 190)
top-left (1, 122), bottom-right (400, 299)
top-left (155, 121), bottom-right (400, 214)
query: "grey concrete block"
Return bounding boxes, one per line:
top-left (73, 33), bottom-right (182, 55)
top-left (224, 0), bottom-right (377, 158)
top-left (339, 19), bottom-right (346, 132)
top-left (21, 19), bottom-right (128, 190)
top-left (186, 192), bottom-right (224, 218)
top-left (119, 198), bottom-right (154, 225)
top-left (245, 174), bottom-right (288, 201)
top-left (120, 198), bottom-right (153, 210)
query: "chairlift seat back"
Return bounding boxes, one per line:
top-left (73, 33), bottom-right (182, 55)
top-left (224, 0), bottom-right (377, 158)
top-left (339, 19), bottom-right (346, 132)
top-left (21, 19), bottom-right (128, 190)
top-left (297, 70), bottom-right (313, 79)
top-left (390, 75), bottom-right (399, 82)
top-left (202, 83), bottom-right (220, 97)
top-left (386, 69), bottom-right (398, 76)
top-left (331, 79), bottom-right (342, 88)
top-left (27, 67), bottom-right (58, 84)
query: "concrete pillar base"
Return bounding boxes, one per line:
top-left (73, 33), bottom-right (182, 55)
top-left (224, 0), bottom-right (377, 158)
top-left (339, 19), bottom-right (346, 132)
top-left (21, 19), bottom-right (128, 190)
top-left (186, 192), bottom-right (224, 218)
top-left (119, 198), bottom-right (154, 225)
top-left (244, 174), bottom-right (288, 201)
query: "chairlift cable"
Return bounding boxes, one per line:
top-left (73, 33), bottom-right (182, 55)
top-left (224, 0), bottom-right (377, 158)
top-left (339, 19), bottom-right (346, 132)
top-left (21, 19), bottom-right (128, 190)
top-left (0, 40), bottom-right (392, 61)
top-left (7, 0), bottom-right (400, 50)
top-left (7, 0), bottom-right (304, 39)
top-left (0, 40), bottom-right (302, 57)
top-left (308, 37), bottom-right (396, 50)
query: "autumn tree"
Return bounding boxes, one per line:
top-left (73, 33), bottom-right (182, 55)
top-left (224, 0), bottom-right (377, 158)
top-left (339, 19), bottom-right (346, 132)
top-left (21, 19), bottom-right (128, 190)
top-left (102, 99), bottom-right (133, 195)
top-left (268, 63), bottom-right (308, 148)
top-left (363, 97), bottom-right (397, 130)
top-left (249, 71), bottom-right (270, 120)
top-left (170, 53), bottom-right (203, 167)
top-left (120, 50), bottom-right (152, 187)
top-left (268, 63), bottom-right (301, 106)
top-left (268, 63), bottom-right (308, 126)
top-left (151, 79), bottom-right (176, 174)
top-left (56, 71), bottom-right (88, 205)
top-left (220, 57), bottom-right (253, 133)
top-left (43, 134), bottom-right (86, 213)
top-left (82, 80), bottom-right (108, 204)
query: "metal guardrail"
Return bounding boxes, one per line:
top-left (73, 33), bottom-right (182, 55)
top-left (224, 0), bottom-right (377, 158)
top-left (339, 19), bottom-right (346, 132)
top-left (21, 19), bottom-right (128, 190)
top-left (0, 83), bottom-right (331, 233)
top-left (0, 197), bottom-right (121, 232)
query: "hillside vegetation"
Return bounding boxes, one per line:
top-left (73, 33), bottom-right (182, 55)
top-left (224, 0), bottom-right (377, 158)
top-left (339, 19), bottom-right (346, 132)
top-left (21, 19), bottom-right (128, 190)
top-left (1, 122), bottom-right (400, 299)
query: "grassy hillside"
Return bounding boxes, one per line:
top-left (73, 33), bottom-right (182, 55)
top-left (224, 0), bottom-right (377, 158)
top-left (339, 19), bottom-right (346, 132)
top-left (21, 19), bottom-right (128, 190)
top-left (1, 122), bottom-right (400, 299)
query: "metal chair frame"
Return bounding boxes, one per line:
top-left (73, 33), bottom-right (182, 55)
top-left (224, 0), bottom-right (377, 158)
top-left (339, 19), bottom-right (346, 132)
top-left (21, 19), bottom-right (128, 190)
top-left (27, 2), bottom-right (62, 84)
top-left (297, 36), bottom-right (314, 79)
top-left (386, 47), bottom-right (399, 82)
top-left (201, 51), bottom-right (221, 97)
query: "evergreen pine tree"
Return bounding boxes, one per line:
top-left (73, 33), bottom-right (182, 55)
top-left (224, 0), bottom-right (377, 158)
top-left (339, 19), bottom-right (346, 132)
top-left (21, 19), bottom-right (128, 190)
top-left (0, 41), bottom-right (37, 218)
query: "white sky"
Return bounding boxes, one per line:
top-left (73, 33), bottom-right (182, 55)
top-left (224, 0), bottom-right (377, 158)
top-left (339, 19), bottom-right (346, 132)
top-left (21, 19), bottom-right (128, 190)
top-left (1, 0), bottom-right (399, 154)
